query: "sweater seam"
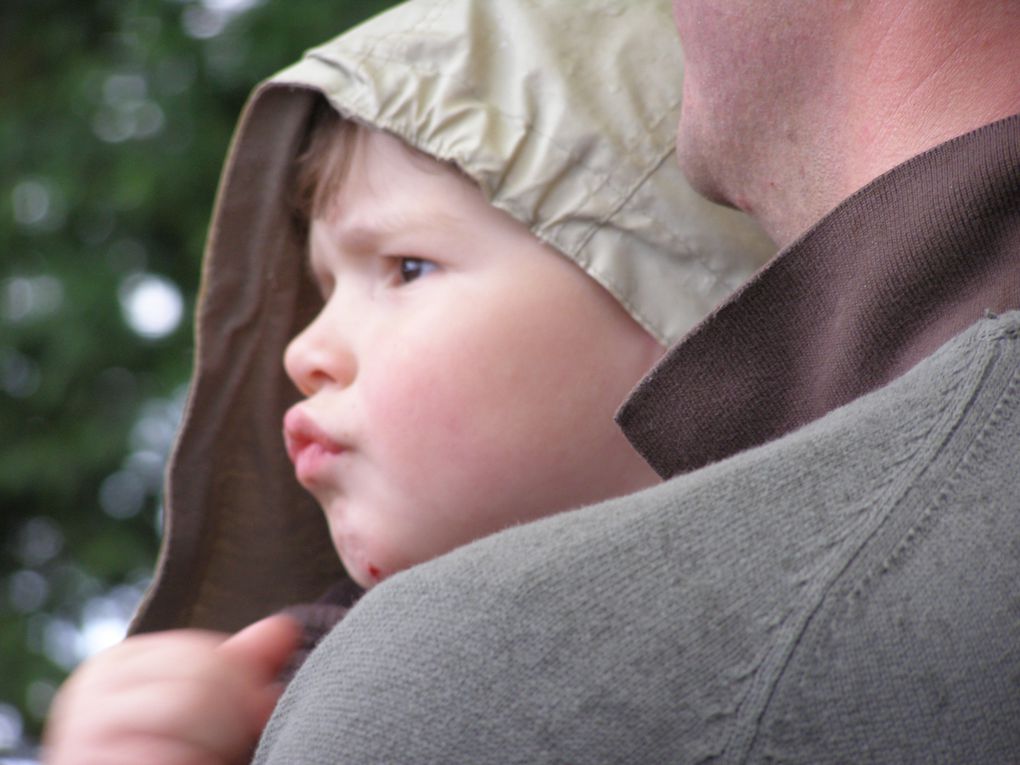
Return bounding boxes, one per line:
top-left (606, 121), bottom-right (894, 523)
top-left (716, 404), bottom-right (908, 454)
top-left (730, 324), bottom-right (1011, 763)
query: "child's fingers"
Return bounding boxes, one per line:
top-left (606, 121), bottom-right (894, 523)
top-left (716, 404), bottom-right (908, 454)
top-left (43, 634), bottom-right (244, 765)
top-left (42, 621), bottom-right (297, 765)
top-left (218, 614), bottom-right (301, 681)
top-left (217, 614), bottom-right (301, 730)
top-left (62, 674), bottom-right (257, 763)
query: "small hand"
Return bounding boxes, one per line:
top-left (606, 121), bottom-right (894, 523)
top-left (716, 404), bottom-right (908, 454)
top-left (42, 614), bottom-right (299, 765)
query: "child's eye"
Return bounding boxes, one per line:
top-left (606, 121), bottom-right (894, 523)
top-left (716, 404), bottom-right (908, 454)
top-left (397, 257), bottom-right (438, 284)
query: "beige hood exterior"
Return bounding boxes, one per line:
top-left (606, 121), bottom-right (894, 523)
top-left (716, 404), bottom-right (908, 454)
top-left (132, 0), bottom-right (774, 633)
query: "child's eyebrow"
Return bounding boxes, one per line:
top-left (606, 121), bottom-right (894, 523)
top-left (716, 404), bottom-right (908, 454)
top-left (304, 205), bottom-right (452, 287)
top-left (324, 203), bottom-right (461, 256)
top-left (331, 220), bottom-right (390, 256)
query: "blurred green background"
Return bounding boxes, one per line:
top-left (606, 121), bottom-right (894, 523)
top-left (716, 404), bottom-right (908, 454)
top-left (1, 0), bottom-right (395, 756)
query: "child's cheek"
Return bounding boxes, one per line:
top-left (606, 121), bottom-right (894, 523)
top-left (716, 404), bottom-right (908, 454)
top-left (366, 346), bottom-right (468, 454)
top-left (360, 336), bottom-right (507, 532)
top-left (366, 320), bottom-right (502, 447)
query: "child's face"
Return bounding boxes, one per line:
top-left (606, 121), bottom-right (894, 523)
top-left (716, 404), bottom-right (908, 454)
top-left (283, 128), bottom-right (664, 589)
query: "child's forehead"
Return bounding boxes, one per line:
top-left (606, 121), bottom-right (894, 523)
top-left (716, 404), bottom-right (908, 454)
top-left (308, 165), bottom-right (504, 267)
top-left (348, 123), bottom-right (470, 183)
top-left (318, 129), bottom-right (478, 223)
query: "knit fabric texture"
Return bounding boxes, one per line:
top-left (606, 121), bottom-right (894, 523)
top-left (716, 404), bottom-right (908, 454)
top-left (619, 112), bottom-right (1020, 478)
top-left (253, 312), bottom-right (1020, 763)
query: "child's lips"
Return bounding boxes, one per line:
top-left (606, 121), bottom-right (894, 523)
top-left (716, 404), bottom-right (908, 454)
top-left (283, 407), bottom-right (346, 484)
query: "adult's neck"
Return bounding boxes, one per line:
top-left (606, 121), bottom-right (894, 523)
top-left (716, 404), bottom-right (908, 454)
top-left (757, 2), bottom-right (1020, 248)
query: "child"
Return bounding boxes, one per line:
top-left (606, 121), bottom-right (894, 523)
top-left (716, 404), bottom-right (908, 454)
top-left (43, 0), bottom-right (774, 762)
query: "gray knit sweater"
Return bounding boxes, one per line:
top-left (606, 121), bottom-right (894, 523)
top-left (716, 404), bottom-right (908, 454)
top-left (254, 311), bottom-right (1020, 763)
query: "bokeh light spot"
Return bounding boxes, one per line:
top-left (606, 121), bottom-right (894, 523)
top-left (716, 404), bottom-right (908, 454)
top-left (0, 704), bottom-right (24, 751)
top-left (16, 517), bottom-right (64, 568)
top-left (118, 273), bottom-right (183, 339)
top-left (2, 275), bottom-right (64, 323)
top-left (8, 570), bottom-right (50, 614)
top-left (11, 181), bottom-right (49, 226)
top-left (99, 469), bottom-right (147, 519)
top-left (1, 349), bottom-right (41, 399)
top-left (11, 179), bottom-right (66, 231)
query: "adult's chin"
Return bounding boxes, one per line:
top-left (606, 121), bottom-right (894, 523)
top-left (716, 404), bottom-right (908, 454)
top-left (673, 119), bottom-right (734, 210)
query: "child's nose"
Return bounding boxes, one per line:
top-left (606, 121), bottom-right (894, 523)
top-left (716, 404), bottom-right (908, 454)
top-left (283, 313), bottom-right (357, 396)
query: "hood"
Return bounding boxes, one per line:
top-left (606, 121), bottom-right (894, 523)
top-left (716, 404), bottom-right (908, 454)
top-left (131, 0), bottom-right (775, 633)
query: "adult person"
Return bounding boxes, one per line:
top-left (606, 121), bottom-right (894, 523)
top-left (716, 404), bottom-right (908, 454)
top-left (251, 1), bottom-right (1020, 762)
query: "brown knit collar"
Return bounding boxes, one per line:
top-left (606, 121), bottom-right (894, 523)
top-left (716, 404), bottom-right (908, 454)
top-left (618, 112), bottom-right (1020, 478)
top-left (279, 579), bottom-right (364, 683)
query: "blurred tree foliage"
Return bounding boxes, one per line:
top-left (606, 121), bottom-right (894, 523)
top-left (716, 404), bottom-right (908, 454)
top-left (1, 0), bottom-right (395, 753)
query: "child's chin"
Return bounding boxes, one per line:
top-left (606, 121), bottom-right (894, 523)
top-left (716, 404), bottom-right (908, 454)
top-left (341, 552), bottom-right (386, 589)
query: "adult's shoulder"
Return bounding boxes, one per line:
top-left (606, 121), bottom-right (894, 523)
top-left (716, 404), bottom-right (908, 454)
top-left (254, 313), bottom-right (1020, 764)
